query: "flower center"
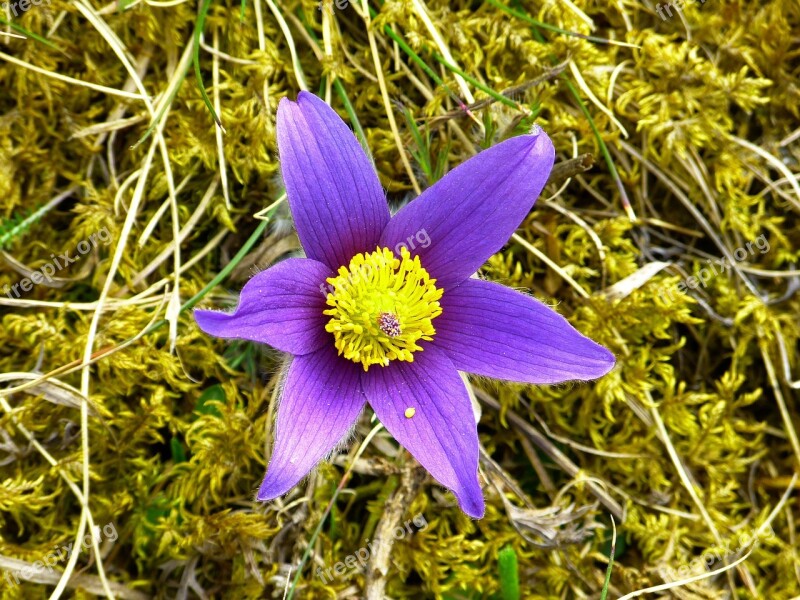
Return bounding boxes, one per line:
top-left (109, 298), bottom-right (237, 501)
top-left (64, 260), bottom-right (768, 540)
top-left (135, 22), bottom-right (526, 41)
top-left (323, 247), bottom-right (443, 371)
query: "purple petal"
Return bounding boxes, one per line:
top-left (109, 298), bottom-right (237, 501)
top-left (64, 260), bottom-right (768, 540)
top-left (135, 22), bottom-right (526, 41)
top-left (361, 345), bottom-right (484, 518)
top-left (277, 92), bottom-right (391, 270)
top-left (257, 344), bottom-right (366, 500)
top-left (434, 279), bottom-right (615, 383)
top-left (194, 257), bottom-right (331, 356)
top-left (379, 129), bottom-right (555, 287)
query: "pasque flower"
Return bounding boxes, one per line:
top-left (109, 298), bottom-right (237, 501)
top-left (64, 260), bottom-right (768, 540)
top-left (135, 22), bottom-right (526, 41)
top-left (195, 92), bottom-right (615, 518)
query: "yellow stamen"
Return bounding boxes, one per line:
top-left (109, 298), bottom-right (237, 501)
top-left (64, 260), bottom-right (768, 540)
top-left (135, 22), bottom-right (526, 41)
top-left (323, 247), bottom-right (443, 371)
top-left (404, 407), bottom-right (416, 418)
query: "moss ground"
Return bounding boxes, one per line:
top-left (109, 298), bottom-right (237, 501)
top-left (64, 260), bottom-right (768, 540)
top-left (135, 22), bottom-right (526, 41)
top-left (1, 0), bottom-right (799, 597)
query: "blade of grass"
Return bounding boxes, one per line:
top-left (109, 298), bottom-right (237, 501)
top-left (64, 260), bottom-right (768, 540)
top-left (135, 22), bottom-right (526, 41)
top-left (0, 29), bottom-right (25, 39)
top-left (286, 422), bottom-right (384, 600)
top-left (432, 53), bottom-right (522, 111)
top-left (0, 17), bottom-right (60, 49)
top-left (563, 76), bottom-right (634, 220)
top-left (333, 79), bottom-right (369, 155)
top-left (0, 195), bottom-right (275, 405)
top-left (485, 0), bottom-right (639, 48)
top-left (292, 9), bottom-right (370, 155)
top-left (519, 3), bottom-right (635, 219)
top-left (368, 6), bottom-right (474, 116)
top-left (600, 516), bottom-right (617, 600)
top-left (371, 6), bottom-right (537, 123)
top-left (0, 188), bottom-right (75, 250)
top-left (193, 0), bottom-right (225, 130)
top-left (403, 106), bottom-right (434, 180)
top-left (133, 42), bottom-right (194, 148)
top-left (498, 546), bottom-right (520, 600)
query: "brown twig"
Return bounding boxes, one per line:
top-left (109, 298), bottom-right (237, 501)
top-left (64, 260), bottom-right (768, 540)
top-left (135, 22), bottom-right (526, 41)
top-left (548, 153), bottom-right (595, 187)
top-left (365, 458), bottom-right (427, 599)
top-left (426, 61), bottom-right (570, 129)
top-left (475, 388), bottom-right (625, 522)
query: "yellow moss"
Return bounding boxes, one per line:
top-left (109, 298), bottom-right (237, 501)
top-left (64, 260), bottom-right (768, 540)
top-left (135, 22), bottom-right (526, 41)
top-left (1, 0), bottom-right (799, 597)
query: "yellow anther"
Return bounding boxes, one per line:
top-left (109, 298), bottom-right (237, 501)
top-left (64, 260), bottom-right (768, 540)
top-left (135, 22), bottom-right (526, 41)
top-left (324, 247), bottom-right (443, 370)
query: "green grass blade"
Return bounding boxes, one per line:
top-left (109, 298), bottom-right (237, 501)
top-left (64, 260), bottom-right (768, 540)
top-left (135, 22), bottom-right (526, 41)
top-left (432, 53), bottom-right (521, 111)
top-left (600, 516), bottom-right (617, 600)
top-left (485, 0), bottom-right (638, 48)
top-left (333, 79), bottom-right (369, 155)
top-left (137, 196), bottom-right (282, 339)
top-left (0, 17), bottom-right (60, 49)
top-left (192, 0), bottom-right (224, 130)
top-left (132, 59), bottom-right (191, 148)
top-left (521, 4), bottom-right (634, 219)
top-left (498, 546), bottom-right (520, 600)
top-left (562, 77), bottom-right (634, 219)
top-left (402, 105), bottom-right (434, 180)
top-left (293, 9), bottom-right (370, 155)
top-left (368, 6), bottom-right (473, 112)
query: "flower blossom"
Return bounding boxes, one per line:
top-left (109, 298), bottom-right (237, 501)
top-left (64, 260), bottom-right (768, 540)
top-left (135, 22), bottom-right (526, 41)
top-left (195, 92), bottom-right (615, 518)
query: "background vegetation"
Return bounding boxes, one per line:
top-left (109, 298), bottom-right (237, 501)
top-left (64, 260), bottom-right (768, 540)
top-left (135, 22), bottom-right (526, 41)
top-left (1, 0), bottom-right (798, 597)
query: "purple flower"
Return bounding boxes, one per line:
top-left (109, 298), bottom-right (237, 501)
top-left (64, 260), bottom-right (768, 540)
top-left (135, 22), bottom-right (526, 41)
top-left (194, 92), bottom-right (615, 519)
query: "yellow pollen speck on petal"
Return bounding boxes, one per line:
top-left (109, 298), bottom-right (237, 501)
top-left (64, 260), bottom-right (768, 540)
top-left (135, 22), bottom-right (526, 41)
top-left (404, 407), bottom-right (416, 418)
top-left (324, 246), bottom-right (443, 371)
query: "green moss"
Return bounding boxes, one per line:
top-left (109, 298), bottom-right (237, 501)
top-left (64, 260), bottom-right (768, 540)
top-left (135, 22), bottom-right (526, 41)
top-left (1, 0), bottom-right (799, 597)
